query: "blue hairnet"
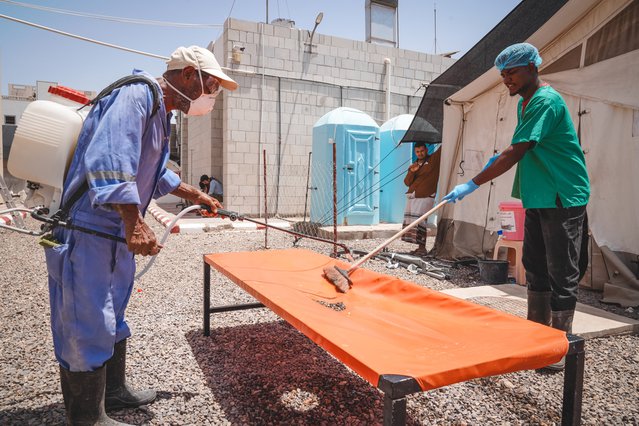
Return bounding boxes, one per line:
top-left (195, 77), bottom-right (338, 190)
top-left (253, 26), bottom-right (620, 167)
top-left (495, 43), bottom-right (542, 71)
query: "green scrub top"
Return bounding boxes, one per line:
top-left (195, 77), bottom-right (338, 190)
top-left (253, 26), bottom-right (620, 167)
top-left (511, 86), bottom-right (590, 208)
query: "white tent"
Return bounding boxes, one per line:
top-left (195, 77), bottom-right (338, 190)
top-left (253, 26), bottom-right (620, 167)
top-left (437, 0), bottom-right (639, 306)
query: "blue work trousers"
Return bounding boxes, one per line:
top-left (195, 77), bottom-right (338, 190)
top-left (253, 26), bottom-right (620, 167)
top-left (45, 210), bottom-right (135, 372)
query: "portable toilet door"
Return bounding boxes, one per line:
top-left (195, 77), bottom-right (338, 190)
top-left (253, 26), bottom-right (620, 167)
top-left (342, 124), bottom-right (380, 225)
top-left (378, 114), bottom-right (414, 223)
top-left (310, 107), bottom-right (380, 226)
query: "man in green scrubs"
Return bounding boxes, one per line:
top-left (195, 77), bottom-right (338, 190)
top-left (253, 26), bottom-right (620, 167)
top-left (443, 43), bottom-right (590, 370)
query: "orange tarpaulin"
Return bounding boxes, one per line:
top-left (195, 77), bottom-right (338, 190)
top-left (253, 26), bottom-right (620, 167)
top-left (205, 248), bottom-right (568, 391)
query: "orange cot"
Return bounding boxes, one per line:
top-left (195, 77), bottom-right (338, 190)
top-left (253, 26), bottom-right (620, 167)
top-left (203, 248), bottom-right (584, 425)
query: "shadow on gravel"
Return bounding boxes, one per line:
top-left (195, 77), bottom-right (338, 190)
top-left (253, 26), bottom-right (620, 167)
top-left (0, 404), bottom-right (66, 426)
top-left (0, 401), bottom-right (155, 425)
top-left (186, 321), bottom-right (424, 425)
top-left (156, 390), bottom-right (199, 401)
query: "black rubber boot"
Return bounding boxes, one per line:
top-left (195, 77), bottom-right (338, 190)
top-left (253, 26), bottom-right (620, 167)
top-left (59, 365), bottom-right (129, 425)
top-left (526, 290), bottom-right (552, 326)
top-left (105, 339), bottom-right (156, 411)
top-left (545, 309), bottom-right (575, 371)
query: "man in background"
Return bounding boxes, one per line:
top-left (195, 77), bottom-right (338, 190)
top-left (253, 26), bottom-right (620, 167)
top-left (402, 142), bottom-right (441, 256)
top-left (199, 174), bottom-right (211, 194)
top-left (208, 175), bottom-right (223, 202)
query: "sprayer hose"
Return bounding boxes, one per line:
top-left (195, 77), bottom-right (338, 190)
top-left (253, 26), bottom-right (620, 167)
top-left (135, 204), bottom-right (203, 280)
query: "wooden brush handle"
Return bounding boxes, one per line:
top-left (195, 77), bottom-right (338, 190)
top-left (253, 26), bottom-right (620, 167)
top-left (349, 200), bottom-right (448, 271)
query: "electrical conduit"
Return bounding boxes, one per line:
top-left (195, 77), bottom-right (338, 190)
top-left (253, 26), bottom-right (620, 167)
top-left (384, 58), bottom-right (392, 121)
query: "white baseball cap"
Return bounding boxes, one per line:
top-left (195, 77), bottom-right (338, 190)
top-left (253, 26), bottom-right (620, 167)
top-left (166, 46), bottom-right (238, 91)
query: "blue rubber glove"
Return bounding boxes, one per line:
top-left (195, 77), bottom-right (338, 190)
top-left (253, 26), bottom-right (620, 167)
top-left (443, 180), bottom-right (480, 203)
top-left (483, 153), bottom-right (500, 171)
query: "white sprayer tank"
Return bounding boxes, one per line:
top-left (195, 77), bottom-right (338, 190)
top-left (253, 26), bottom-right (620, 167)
top-left (8, 86), bottom-right (90, 211)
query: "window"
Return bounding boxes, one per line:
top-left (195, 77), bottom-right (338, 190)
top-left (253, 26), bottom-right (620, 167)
top-left (366, 0), bottom-right (397, 47)
top-left (585, 0), bottom-right (639, 66)
top-left (540, 45), bottom-right (582, 75)
top-left (4, 115), bottom-right (16, 125)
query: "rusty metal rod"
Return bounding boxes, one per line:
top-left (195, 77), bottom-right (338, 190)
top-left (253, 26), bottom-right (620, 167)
top-left (332, 140), bottom-right (338, 257)
top-left (263, 148), bottom-right (268, 249)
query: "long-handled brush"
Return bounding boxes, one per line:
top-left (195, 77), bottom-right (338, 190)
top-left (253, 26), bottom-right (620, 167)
top-left (323, 200), bottom-right (448, 292)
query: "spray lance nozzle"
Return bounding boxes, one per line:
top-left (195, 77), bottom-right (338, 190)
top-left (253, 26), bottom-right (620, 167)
top-left (199, 205), bottom-right (241, 221)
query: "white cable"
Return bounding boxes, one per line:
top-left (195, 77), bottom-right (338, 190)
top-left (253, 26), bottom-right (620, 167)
top-left (226, 0), bottom-right (237, 21)
top-left (1, 12), bottom-right (247, 73)
top-left (135, 204), bottom-right (203, 280)
top-left (212, 0), bottom-right (238, 43)
top-left (0, 13), bottom-right (170, 60)
top-left (0, 0), bottom-right (223, 28)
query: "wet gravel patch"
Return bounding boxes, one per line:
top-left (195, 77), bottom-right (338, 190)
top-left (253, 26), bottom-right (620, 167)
top-left (1, 217), bottom-right (637, 425)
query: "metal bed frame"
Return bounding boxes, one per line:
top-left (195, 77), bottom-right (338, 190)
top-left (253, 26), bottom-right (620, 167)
top-left (203, 261), bottom-right (585, 426)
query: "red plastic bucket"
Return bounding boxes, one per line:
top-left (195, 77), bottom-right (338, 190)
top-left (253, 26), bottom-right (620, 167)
top-left (498, 201), bottom-right (525, 241)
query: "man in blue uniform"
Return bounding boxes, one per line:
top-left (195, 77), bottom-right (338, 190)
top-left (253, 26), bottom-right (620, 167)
top-left (45, 46), bottom-right (238, 425)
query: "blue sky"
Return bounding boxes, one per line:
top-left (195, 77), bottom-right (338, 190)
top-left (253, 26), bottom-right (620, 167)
top-left (0, 0), bottom-right (520, 95)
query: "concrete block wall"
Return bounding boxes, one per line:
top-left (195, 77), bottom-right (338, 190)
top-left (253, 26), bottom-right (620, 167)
top-left (183, 98), bottom-right (223, 190)
top-left (209, 100), bottom-right (224, 185)
top-left (185, 113), bottom-right (211, 187)
top-left (187, 18), bottom-right (454, 216)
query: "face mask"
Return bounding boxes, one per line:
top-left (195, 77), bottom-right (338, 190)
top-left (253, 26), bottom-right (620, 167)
top-left (164, 65), bottom-right (220, 116)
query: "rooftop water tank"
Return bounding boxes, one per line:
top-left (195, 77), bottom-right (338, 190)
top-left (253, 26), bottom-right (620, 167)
top-left (378, 114), bottom-right (414, 223)
top-left (310, 107), bottom-right (380, 226)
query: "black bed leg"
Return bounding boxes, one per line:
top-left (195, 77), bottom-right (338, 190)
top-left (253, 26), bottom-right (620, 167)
top-left (562, 336), bottom-right (585, 426)
top-left (378, 374), bottom-right (420, 426)
top-left (204, 262), bottom-right (211, 337)
top-left (383, 394), bottom-right (407, 426)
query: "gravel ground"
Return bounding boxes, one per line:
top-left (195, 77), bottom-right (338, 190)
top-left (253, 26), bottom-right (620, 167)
top-left (1, 216), bottom-right (638, 425)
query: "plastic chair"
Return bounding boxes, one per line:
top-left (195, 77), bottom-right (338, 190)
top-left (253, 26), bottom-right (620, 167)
top-left (493, 239), bottom-right (526, 285)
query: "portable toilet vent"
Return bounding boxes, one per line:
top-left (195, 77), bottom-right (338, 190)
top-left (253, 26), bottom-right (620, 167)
top-left (378, 114), bottom-right (414, 223)
top-left (310, 107), bottom-right (380, 226)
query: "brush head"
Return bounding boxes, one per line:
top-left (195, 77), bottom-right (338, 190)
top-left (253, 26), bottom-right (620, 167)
top-left (322, 265), bottom-right (352, 293)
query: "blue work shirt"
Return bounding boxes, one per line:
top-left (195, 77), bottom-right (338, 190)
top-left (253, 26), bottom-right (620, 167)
top-left (62, 69), bottom-right (181, 224)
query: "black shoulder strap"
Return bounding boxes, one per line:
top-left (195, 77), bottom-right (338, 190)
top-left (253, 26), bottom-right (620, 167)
top-left (80, 75), bottom-right (161, 117)
top-left (51, 180), bottom-right (89, 222)
top-left (54, 75), bottom-right (161, 220)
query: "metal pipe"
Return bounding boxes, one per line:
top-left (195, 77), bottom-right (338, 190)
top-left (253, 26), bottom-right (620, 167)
top-left (396, 3), bottom-right (400, 48)
top-left (303, 151), bottom-right (312, 222)
top-left (332, 141), bottom-right (338, 257)
top-left (434, 2), bottom-right (437, 54)
top-left (384, 58), bottom-right (392, 121)
top-left (189, 148), bottom-right (194, 186)
top-left (275, 76), bottom-right (282, 214)
top-left (257, 22), bottom-right (266, 217)
top-left (203, 263), bottom-right (210, 336)
top-left (263, 149), bottom-right (268, 249)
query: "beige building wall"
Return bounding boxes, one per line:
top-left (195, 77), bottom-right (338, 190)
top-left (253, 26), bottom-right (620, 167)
top-left (186, 18), bottom-right (455, 216)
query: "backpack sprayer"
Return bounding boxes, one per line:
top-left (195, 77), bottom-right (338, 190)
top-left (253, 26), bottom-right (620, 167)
top-left (0, 77), bottom-right (203, 279)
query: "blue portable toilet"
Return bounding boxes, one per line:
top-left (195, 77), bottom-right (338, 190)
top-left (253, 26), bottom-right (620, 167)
top-left (310, 107), bottom-right (380, 226)
top-left (378, 114), bottom-right (414, 223)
